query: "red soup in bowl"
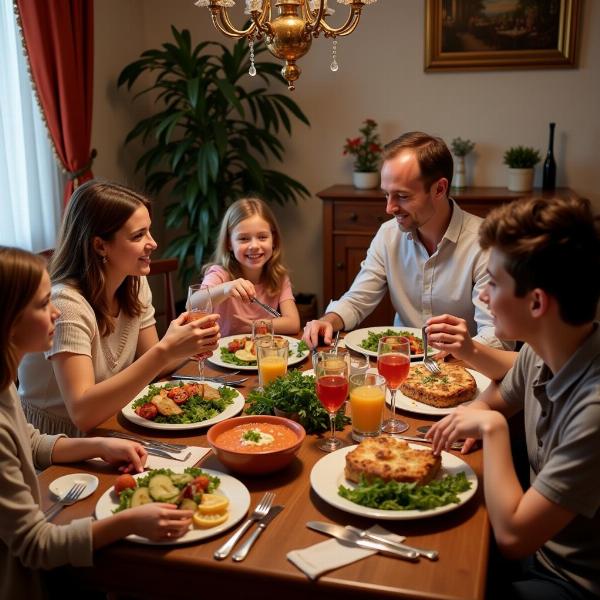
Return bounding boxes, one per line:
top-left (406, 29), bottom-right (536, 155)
top-left (207, 415), bottom-right (305, 475)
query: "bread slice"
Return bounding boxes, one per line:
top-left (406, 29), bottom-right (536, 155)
top-left (399, 362), bottom-right (477, 408)
top-left (345, 436), bottom-right (441, 485)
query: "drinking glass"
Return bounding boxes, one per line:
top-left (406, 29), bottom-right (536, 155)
top-left (377, 335), bottom-right (410, 434)
top-left (252, 318), bottom-right (273, 342)
top-left (348, 353), bottom-right (370, 391)
top-left (186, 284), bottom-right (213, 382)
top-left (256, 337), bottom-right (288, 389)
top-left (349, 372), bottom-right (386, 442)
top-left (315, 351), bottom-right (349, 452)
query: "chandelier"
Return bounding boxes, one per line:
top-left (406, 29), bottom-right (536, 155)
top-left (194, 0), bottom-right (377, 90)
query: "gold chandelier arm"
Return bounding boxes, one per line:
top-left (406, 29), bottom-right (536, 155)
top-left (210, 6), bottom-right (258, 38)
top-left (318, 3), bottom-right (362, 37)
top-left (250, 1), bottom-right (272, 37)
top-left (302, 0), bottom-right (325, 31)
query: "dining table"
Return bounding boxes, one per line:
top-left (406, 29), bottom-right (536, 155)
top-left (37, 338), bottom-right (490, 600)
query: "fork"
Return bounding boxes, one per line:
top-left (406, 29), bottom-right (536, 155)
top-left (145, 448), bottom-right (192, 462)
top-left (213, 491), bottom-right (275, 560)
top-left (44, 482), bottom-right (87, 520)
top-left (421, 327), bottom-right (441, 375)
top-left (106, 431), bottom-right (187, 453)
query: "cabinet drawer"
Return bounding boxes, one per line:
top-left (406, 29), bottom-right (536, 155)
top-left (333, 202), bottom-right (389, 231)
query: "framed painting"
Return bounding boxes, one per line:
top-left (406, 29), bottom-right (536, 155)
top-left (425, 0), bottom-right (581, 71)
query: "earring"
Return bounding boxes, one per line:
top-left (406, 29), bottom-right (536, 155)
top-left (102, 256), bottom-right (108, 264)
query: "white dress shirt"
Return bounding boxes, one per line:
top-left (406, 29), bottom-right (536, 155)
top-left (327, 200), bottom-right (506, 348)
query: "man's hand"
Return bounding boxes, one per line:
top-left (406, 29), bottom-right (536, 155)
top-left (302, 319), bottom-right (334, 349)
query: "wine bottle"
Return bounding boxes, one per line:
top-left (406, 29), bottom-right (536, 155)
top-left (542, 122), bottom-right (556, 191)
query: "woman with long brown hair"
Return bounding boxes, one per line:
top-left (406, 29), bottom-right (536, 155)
top-left (0, 246), bottom-right (192, 600)
top-left (19, 181), bottom-right (219, 436)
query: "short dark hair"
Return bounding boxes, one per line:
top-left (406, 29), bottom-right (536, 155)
top-left (383, 131), bottom-right (453, 191)
top-left (479, 195), bottom-right (600, 325)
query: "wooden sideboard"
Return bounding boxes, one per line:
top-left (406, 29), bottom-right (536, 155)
top-left (317, 185), bottom-right (579, 327)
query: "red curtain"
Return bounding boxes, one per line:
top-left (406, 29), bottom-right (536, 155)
top-left (15, 0), bottom-right (94, 204)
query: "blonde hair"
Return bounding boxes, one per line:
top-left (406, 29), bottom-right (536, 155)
top-left (51, 180), bottom-right (151, 336)
top-left (205, 197), bottom-right (288, 295)
top-left (0, 247), bottom-right (46, 390)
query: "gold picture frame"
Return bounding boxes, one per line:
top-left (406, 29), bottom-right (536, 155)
top-left (425, 0), bottom-right (581, 71)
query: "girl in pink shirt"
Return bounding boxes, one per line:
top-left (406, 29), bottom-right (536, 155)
top-left (201, 197), bottom-right (300, 337)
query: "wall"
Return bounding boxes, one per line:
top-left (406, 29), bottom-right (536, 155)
top-left (93, 0), bottom-right (600, 310)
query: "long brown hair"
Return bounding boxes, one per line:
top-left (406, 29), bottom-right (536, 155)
top-left (204, 197), bottom-right (288, 295)
top-left (51, 180), bottom-right (152, 336)
top-left (0, 247), bottom-right (46, 390)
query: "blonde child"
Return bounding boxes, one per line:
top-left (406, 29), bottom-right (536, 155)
top-left (201, 197), bottom-right (300, 336)
top-left (0, 247), bottom-right (192, 600)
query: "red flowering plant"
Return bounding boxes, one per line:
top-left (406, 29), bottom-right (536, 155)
top-left (343, 119), bottom-right (382, 173)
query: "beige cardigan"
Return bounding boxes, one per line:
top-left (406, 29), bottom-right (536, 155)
top-left (0, 384), bottom-right (93, 600)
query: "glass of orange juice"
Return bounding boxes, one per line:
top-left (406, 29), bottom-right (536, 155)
top-left (256, 337), bottom-right (288, 389)
top-left (349, 372), bottom-right (386, 442)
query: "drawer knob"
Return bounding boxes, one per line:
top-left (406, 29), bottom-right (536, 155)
top-left (348, 212), bottom-right (358, 222)
top-left (336, 262), bottom-right (345, 270)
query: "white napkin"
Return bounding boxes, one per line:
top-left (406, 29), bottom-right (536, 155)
top-left (89, 446), bottom-right (211, 471)
top-left (145, 446), bottom-right (211, 470)
top-left (287, 524), bottom-right (405, 580)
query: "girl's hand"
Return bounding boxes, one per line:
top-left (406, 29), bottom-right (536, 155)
top-left (126, 503), bottom-right (193, 541)
top-left (225, 278), bottom-right (256, 303)
top-left (95, 438), bottom-right (147, 473)
top-left (426, 314), bottom-right (475, 362)
top-left (161, 312), bottom-right (221, 359)
top-left (427, 406), bottom-right (505, 455)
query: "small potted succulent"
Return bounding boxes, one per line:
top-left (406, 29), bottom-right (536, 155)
top-left (503, 146), bottom-right (541, 192)
top-left (343, 119), bottom-right (383, 189)
top-left (450, 137), bottom-right (475, 189)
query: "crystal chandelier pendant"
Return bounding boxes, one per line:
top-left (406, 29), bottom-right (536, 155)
top-left (330, 38), bottom-right (338, 72)
top-left (248, 39), bottom-right (257, 76)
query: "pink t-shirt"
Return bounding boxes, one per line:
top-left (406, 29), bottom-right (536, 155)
top-left (201, 265), bottom-right (295, 337)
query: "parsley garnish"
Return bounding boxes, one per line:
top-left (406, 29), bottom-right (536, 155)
top-left (242, 429), bottom-right (262, 443)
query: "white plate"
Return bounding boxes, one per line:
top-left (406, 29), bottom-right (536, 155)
top-left (310, 444), bottom-right (477, 520)
top-left (49, 473), bottom-right (99, 500)
top-left (95, 468), bottom-right (250, 545)
top-left (388, 366), bottom-right (491, 416)
top-left (207, 335), bottom-right (309, 371)
top-left (343, 326), bottom-right (439, 360)
top-left (122, 381), bottom-right (245, 431)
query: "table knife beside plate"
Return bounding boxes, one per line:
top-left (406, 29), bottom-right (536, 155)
top-left (232, 505), bottom-right (284, 562)
top-left (306, 521), bottom-right (419, 561)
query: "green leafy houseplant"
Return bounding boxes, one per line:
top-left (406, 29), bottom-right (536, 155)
top-left (343, 119), bottom-right (382, 173)
top-left (503, 146), bottom-right (541, 169)
top-left (451, 137), bottom-right (475, 157)
top-left (118, 26), bottom-right (310, 283)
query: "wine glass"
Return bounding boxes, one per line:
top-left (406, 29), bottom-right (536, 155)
top-left (377, 335), bottom-right (410, 434)
top-left (252, 318), bottom-right (273, 342)
top-left (186, 284), bottom-right (213, 382)
top-left (315, 351), bottom-right (349, 452)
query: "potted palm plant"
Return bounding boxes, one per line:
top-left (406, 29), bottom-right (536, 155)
top-left (503, 146), bottom-right (541, 192)
top-left (118, 26), bottom-right (310, 283)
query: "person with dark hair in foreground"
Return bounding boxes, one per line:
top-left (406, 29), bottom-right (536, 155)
top-left (428, 195), bottom-right (600, 599)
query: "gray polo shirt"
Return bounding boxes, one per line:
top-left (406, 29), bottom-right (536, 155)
top-left (499, 323), bottom-right (600, 596)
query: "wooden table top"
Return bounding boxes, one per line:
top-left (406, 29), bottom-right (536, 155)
top-left (38, 350), bottom-right (489, 600)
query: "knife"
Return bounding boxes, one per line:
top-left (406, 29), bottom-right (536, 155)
top-left (251, 297), bottom-right (281, 318)
top-left (306, 521), bottom-right (419, 561)
top-left (232, 505), bottom-right (284, 562)
top-left (345, 525), bottom-right (439, 561)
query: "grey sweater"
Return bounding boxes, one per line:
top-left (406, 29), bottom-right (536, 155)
top-left (0, 384), bottom-right (93, 600)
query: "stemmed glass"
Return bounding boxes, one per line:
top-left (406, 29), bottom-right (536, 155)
top-left (377, 335), bottom-right (410, 434)
top-left (315, 351), bottom-right (349, 452)
top-left (186, 284), bottom-right (213, 382)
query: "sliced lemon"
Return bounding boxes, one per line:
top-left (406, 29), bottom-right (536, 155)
top-left (192, 510), bottom-right (228, 529)
top-left (234, 349), bottom-right (256, 362)
top-left (197, 493), bottom-right (230, 515)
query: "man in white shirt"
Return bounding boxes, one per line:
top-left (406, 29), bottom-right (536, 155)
top-left (303, 131), bottom-right (505, 350)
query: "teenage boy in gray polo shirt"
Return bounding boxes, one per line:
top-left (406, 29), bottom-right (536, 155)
top-left (429, 195), bottom-right (600, 599)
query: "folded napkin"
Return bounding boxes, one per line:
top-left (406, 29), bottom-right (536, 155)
top-left (89, 446), bottom-right (211, 471)
top-left (144, 446), bottom-right (210, 470)
top-left (287, 524), bottom-right (405, 580)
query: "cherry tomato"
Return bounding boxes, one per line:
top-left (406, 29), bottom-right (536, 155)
top-left (135, 403), bottom-right (158, 420)
top-left (114, 474), bottom-right (137, 494)
top-left (193, 475), bottom-right (210, 492)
